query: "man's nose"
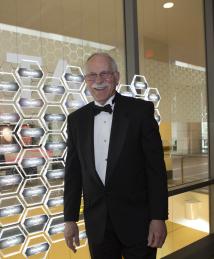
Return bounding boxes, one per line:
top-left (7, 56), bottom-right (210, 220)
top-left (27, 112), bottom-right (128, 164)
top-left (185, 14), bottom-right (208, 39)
top-left (95, 74), bottom-right (103, 84)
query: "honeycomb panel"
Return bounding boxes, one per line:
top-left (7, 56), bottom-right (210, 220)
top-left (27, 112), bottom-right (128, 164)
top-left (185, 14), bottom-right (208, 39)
top-left (0, 133), bottom-right (22, 165)
top-left (0, 165), bottom-right (23, 196)
top-left (45, 215), bottom-right (64, 243)
top-left (15, 60), bottom-right (44, 88)
top-left (20, 178), bottom-right (48, 207)
top-left (0, 72), bottom-right (20, 102)
top-left (0, 104), bottom-right (21, 132)
top-left (44, 188), bottom-right (64, 216)
top-left (22, 234), bottom-right (50, 258)
top-left (118, 84), bottom-right (136, 97)
top-left (63, 92), bottom-right (86, 115)
top-left (0, 225), bottom-right (26, 258)
top-left (43, 133), bottom-right (66, 159)
top-left (41, 105), bottom-right (66, 132)
top-left (17, 119), bottom-right (46, 147)
top-left (130, 75), bottom-right (149, 97)
top-left (0, 196), bottom-right (25, 227)
top-left (62, 65), bottom-right (85, 91)
top-left (16, 89), bottom-right (45, 118)
top-left (43, 161), bottom-right (65, 188)
top-left (40, 76), bottom-right (66, 104)
top-left (21, 206), bottom-right (49, 235)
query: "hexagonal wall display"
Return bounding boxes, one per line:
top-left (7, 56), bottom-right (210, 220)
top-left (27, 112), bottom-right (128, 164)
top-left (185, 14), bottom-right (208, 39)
top-left (17, 119), bottom-right (46, 147)
top-left (46, 215), bottom-right (64, 243)
top-left (19, 148), bottom-right (47, 177)
top-left (0, 72), bottom-right (20, 102)
top-left (21, 206), bottom-right (49, 235)
top-left (0, 165), bottom-right (23, 196)
top-left (0, 104), bottom-right (21, 132)
top-left (43, 133), bottom-right (66, 159)
top-left (40, 77), bottom-right (66, 103)
top-left (44, 188), bottom-right (63, 215)
top-left (63, 92), bottom-right (86, 115)
top-left (0, 196), bottom-right (25, 227)
top-left (0, 133), bottom-right (22, 165)
top-left (0, 225), bottom-right (26, 258)
top-left (16, 89), bottom-right (45, 118)
top-left (15, 60), bottom-right (44, 88)
top-left (22, 234), bottom-right (50, 258)
top-left (118, 84), bottom-right (136, 97)
top-left (43, 161), bottom-right (64, 188)
top-left (20, 178), bottom-right (48, 207)
top-left (130, 75), bottom-right (149, 96)
top-left (42, 105), bottom-right (66, 132)
top-left (62, 65), bottom-right (85, 91)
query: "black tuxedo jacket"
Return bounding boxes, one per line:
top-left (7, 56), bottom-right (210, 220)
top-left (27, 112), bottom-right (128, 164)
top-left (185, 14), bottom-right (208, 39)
top-left (64, 92), bottom-right (168, 245)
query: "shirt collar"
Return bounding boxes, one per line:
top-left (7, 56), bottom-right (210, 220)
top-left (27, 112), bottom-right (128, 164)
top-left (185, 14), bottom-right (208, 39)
top-left (94, 94), bottom-right (115, 107)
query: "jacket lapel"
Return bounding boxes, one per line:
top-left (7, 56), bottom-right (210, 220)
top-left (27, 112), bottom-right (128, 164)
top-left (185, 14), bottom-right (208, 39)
top-left (105, 94), bottom-right (129, 185)
top-left (82, 103), bottom-right (104, 187)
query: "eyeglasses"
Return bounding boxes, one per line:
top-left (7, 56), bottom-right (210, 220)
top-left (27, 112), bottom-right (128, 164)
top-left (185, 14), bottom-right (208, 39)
top-left (84, 71), bottom-right (114, 81)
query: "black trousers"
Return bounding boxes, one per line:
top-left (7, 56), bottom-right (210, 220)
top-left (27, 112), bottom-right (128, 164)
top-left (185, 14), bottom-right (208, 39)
top-left (88, 216), bottom-right (157, 259)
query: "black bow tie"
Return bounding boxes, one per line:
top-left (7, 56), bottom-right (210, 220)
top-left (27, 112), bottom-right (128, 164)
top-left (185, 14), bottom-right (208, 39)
top-left (92, 103), bottom-right (113, 116)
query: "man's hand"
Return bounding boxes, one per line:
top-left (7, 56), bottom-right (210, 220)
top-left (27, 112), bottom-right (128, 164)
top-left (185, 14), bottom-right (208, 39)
top-left (64, 221), bottom-right (80, 253)
top-left (147, 220), bottom-right (167, 248)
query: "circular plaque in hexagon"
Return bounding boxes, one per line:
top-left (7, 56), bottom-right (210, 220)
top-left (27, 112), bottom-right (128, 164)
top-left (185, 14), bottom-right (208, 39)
top-left (0, 225), bottom-right (26, 258)
top-left (81, 83), bottom-right (93, 103)
top-left (0, 196), bottom-right (25, 227)
top-left (43, 133), bottom-right (66, 159)
top-left (17, 119), bottom-right (46, 147)
top-left (0, 103), bottom-right (21, 132)
top-left (22, 234), bottom-right (50, 258)
top-left (62, 65), bottom-right (85, 91)
top-left (44, 188), bottom-right (63, 215)
top-left (15, 60), bottom-right (44, 88)
top-left (63, 92), bottom-right (86, 115)
top-left (16, 89), bottom-right (45, 118)
top-left (130, 75), bottom-right (149, 96)
top-left (40, 76), bottom-right (66, 103)
top-left (118, 84), bottom-right (136, 97)
top-left (19, 148), bottom-right (47, 177)
top-left (0, 72), bottom-right (20, 102)
top-left (21, 206), bottom-right (49, 235)
top-left (46, 215), bottom-right (64, 243)
top-left (43, 161), bottom-right (64, 188)
top-left (42, 105), bottom-right (66, 132)
top-left (20, 178), bottom-right (48, 207)
top-left (146, 88), bottom-right (161, 108)
top-left (0, 165), bottom-right (23, 196)
top-left (0, 133), bottom-right (22, 165)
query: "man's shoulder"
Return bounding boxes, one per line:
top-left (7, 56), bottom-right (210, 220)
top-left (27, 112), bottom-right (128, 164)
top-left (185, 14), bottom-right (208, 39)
top-left (67, 102), bottom-right (92, 121)
top-left (119, 94), bottom-right (153, 110)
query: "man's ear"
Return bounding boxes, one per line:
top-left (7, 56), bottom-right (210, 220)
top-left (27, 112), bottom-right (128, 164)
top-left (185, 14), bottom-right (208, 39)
top-left (114, 71), bottom-right (120, 84)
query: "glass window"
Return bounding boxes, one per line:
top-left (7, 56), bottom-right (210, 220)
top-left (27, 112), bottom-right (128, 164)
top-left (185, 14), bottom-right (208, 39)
top-left (137, 0), bottom-right (208, 187)
top-left (0, 1), bottom-right (125, 258)
top-left (158, 187), bottom-right (209, 258)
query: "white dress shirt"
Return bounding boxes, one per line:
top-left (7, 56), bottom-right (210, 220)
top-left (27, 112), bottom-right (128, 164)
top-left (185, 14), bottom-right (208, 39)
top-left (94, 95), bottom-right (115, 185)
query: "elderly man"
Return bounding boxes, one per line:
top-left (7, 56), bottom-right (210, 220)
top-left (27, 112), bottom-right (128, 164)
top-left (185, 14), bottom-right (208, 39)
top-left (64, 52), bottom-right (168, 259)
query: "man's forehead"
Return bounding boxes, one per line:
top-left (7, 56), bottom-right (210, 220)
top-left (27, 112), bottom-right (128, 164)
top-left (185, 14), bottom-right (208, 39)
top-left (86, 56), bottom-right (111, 71)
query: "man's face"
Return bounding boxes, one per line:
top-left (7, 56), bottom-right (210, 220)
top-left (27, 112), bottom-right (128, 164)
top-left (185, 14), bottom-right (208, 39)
top-left (85, 55), bottom-right (120, 105)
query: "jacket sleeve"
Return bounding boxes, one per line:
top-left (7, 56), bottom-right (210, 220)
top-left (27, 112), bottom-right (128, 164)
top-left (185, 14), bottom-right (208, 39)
top-left (64, 114), bottom-right (82, 222)
top-left (141, 101), bottom-right (168, 220)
